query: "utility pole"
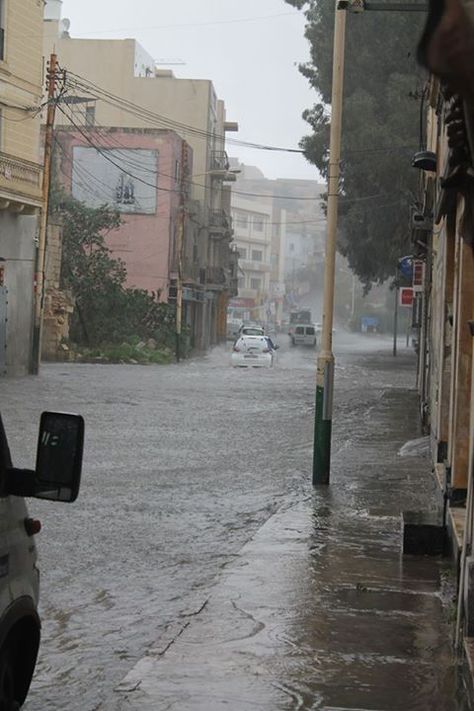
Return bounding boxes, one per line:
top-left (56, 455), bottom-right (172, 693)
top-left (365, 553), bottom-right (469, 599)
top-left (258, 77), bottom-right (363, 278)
top-left (393, 284), bottom-right (399, 357)
top-left (313, 3), bottom-right (346, 485)
top-left (351, 273), bottom-right (356, 320)
top-left (175, 141), bottom-right (189, 362)
top-left (312, 0), bottom-right (427, 483)
top-left (32, 53), bottom-right (58, 374)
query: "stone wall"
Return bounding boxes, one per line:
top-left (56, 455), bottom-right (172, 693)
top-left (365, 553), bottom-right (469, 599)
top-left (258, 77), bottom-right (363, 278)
top-left (42, 220), bottom-right (75, 361)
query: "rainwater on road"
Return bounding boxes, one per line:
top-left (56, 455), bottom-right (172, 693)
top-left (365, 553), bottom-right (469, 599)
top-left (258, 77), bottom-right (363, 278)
top-left (1, 333), bottom-right (463, 710)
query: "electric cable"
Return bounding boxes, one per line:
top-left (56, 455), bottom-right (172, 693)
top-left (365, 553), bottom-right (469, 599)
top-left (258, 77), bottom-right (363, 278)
top-left (64, 73), bottom-right (420, 160)
top-left (55, 115), bottom-right (402, 206)
top-left (63, 73), bottom-right (304, 153)
top-left (57, 104), bottom-right (182, 196)
top-left (18, 10), bottom-right (301, 39)
top-left (53, 135), bottom-right (154, 205)
top-left (56, 97), bottom-right (411, 214)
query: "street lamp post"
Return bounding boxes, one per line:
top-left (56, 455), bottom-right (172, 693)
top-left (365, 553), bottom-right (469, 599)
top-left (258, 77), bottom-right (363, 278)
top-left (393, 283), bottom-right (399, 357)
top-left (313, 0), bottom-right (427, 485)
top-left (313, 2), bottom-right (346, 485)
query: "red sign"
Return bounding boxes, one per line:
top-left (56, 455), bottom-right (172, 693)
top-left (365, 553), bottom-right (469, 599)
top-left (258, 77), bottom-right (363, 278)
top-left (399, 287), bottom-right (414, 307)
top-left (412, 260), bottom-right (424, 292)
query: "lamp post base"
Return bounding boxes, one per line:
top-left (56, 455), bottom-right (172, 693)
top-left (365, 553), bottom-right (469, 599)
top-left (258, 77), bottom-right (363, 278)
top-left (313, 354), bottom-right (335, 485)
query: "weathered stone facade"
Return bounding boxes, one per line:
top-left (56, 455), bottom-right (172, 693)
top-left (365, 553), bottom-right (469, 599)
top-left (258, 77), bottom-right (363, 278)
top-left (41, 220), bottom-right (74, 361)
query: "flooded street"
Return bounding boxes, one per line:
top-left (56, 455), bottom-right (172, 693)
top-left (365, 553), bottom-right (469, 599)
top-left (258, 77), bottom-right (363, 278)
top-left (3, 0), bottom-right (469, 707)
top-left (1, 334), bottom-right (461, 709)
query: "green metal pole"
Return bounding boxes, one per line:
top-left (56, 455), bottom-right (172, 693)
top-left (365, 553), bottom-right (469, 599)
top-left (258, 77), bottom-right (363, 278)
top-left (393, 285), bottom-right (399, 357)
top-left (313, 3), bottom-right (346, 485)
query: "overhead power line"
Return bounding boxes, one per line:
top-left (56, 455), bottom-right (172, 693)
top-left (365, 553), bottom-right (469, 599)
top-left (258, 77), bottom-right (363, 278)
top-left (61, 72), bottom-right (419, 169)
top-left (55, 92), bottom-right (410, 210)
top-left (54, 132), bottom-right (406, 226)
top-left (54, 115), bottom-right (408, 229)
top-left (74, 11), bottom-right (301, 35)
top-left (55, 120), bottom-right (402, 205)
top-left (56, 104), bottom-right (178, 195)
top-left (55, 110), bottom-right (406, 209)
top-left (54, 107), bottom-right (321, 200)
top-left (63, 71), bottom-right (305, 154)
top-left (55, 95), bottom-right (408, 204)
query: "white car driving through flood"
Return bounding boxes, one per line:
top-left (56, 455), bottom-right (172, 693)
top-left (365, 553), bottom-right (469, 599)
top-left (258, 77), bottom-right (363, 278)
top-left (238, 324), bottom-right (265, 338)
top-left (231, 335), bottom-right (275, 368)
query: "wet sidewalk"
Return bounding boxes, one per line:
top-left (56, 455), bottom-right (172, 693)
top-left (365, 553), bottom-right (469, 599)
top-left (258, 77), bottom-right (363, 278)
top-left (110, 360), bottom-right (463, 710)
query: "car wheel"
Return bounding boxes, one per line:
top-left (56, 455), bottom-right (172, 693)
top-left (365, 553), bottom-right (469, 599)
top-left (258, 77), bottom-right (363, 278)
top-left (0, 622), bottom-right (39, 711)
top-left (0, 649), bottom-right (15, 711)
top-left (0, 641), bottom-right (22, 711)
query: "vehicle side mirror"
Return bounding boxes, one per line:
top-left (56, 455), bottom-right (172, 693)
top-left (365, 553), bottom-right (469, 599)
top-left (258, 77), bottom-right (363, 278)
top-left (274, 344), bottom-right (280, 350)
top-left (34, 412), bottom-right (84, 502)
top-left (4, 412), bottom-right (84, 501)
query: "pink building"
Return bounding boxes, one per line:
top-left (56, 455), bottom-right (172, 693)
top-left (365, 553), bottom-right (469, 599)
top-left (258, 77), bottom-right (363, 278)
top-left (55, 127), bottom-right (192, 299)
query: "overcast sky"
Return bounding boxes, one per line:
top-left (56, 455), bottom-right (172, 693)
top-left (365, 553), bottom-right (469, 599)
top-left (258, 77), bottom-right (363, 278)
top-left (60, 0), bottom-right (319, 181)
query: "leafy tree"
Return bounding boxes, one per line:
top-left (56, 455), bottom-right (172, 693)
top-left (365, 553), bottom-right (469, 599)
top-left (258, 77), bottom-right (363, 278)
top-left (286, 0), bottom-right (426, 288)
top-left (50, 189), bottom-right (177, 349)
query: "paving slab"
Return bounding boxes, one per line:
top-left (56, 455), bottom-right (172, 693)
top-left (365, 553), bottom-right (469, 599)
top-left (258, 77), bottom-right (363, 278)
top-left (110, 499), bottom-right (459, 710)
top-left (109, 385), bottom-right (463, 710)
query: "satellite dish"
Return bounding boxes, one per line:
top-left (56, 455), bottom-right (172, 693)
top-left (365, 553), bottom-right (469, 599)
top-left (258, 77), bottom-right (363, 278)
top-left (60, 17), bottom-right (71, 34)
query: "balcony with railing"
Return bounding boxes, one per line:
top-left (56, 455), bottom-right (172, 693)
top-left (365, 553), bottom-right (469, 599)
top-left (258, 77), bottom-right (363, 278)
top-left (208, 151), bottom-right (237, 181)
top-left (239, 259), bottom-right (271, 273)
top-left (0, 152), bottom-right (43, 210)
top-left (237, 287), bottom-right (259, 300)
top-left (182, 259), bottom-right (202, 284)
top-left (228, 249), bottom-right (239, 273)
top-left (171, 258), bottom-right (234, 292)
top-left (210, 150), bottom-right (229, 170)
top-left (229, 279), bottom-right (238, 297)
top-left (209, 208), bottom-right (232, 238)
top-left (205, 266), bottom-right (226, 287)
top-left (170, 257), bottom-right (203, 285)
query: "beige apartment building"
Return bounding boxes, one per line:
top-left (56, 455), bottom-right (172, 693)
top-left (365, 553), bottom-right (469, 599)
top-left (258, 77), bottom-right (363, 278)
top-left (231, 193), bottom-right (273, 324)
top-left (229, 162), bottom-right (326, 327)
top-left (43, 0), bottom-right (237, 349)
top-left (0, 0), bottom-right (44, 374)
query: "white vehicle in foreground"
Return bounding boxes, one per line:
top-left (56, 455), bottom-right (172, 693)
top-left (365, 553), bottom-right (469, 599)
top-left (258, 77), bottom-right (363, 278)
top-left (0, 411), bottom-right (84, 708)
top-left (231, 335), bottom-right (275, 368)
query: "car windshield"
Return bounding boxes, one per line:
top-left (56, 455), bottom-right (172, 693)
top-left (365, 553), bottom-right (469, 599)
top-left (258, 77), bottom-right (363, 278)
top-left (243, 328), bottom-right (263, 335)
top-left (306, 327), bottom-right (315, 335)
top-left (239, 337), bottom-right (267, 352)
